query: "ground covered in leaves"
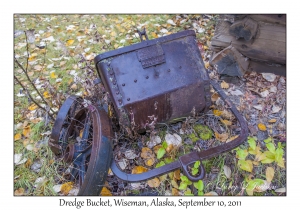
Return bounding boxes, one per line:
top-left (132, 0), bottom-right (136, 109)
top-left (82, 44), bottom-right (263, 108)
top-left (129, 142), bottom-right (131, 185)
top-left (14, 14), bottom-right (286, 196)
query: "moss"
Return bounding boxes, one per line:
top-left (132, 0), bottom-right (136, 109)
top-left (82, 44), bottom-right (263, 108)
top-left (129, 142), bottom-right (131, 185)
top-left (194, 124), bottom-right (213, 140)
top-left (188, 133), bottom-right (199, 142)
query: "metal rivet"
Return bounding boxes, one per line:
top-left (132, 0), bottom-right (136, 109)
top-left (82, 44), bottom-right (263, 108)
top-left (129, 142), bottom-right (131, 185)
top-left (116, 91), bottom-right (119, 95)
top-left (179, 66), bottom-right (182, 69)
top-left (134, 79), bottom-right (137, 83)
top-left (113, 81), bottom-right (116, 85)
top-left (146, 76), bottom-right (149, 79)
top-left (127, 98), bottom-right (130, 101)
top-left (110, 71), bottom-right (114, 75)
top-left (122, 83), bottom-right (125, 86)
top-left (168, 69), bottom-right (170, 72)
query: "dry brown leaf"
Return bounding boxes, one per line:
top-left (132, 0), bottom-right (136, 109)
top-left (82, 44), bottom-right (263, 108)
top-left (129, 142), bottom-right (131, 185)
top-left (23, 126), bottom-right (31, 137)
top-left (28, 104), bottom-right (38, 111)
top-left (266, 167), bottom-right (275, 182)
top-left (14, 188), bottom-right (25, 196)
top-left (25, 159), bottom-right (32, 168)
top-left (166, 144), bottom-right (174, 153)
top-left (147, 177), bottom-right (160, 188)
top-left (221, 119), bottom-right (232, 126)
top-left (211, 92), bottom-right (220, 102)
top-left (60, 61), bottom-right (67, 66)
top-left (28, 71), bottom-right (34, 77)
top-left (141, 147), bottom-right (154, 159)
top-left (61, 182), bottom-right (73, 195)
top-left (215, 132), bottom-right (228, 142)
top-left (153, 145), bottom-right (162, 154)
top-left (14, 133), bottom-right (21, 141)
top-left (213, 109), bottom-right (222, 116)
top-left (221, 110), bottom-right (234, 119)
top-left (172, 188), bottom-right (179, 196)
top-left (34, 65), bottom-right (43, 71)
top-left (100, 187), bottom-right (112, 196)
top-left (132, 166), bottom-right (148, 174)
top-left (174, 169), bottom-right (181, 180)
top-left (221, 81), bottom-right (229, 89)
top-left (71, 84), bottom-right (77, 90)
top-left (258, 123), bottom-right (267, 131)
top-left (223, 165), bottom-right (231, 179)
top-left (23, 139), bottom-right (30, 147)
top-left (268, 119), bottom-right (277, 123)
top-left (204, 191), bottom-right (218, 196)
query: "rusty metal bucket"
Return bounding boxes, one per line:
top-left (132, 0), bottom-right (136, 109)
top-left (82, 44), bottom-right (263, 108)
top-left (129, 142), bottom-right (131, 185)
top-left (49, 29), bottom-right (248, 195)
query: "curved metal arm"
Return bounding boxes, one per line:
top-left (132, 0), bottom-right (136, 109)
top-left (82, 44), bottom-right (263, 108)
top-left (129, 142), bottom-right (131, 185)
top-left (111, 80), bottom-right (248, 182)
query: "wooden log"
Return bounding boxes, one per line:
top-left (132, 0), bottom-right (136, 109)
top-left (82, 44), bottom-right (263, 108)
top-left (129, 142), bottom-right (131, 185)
top-left (234, 14), bottom-right (286, 25)
top-left (229, 17), bottom-right (258, 41)
top-left (211, 20), bottom-right (286, 64)
top-left (210, 45), bottom-right (249, 76)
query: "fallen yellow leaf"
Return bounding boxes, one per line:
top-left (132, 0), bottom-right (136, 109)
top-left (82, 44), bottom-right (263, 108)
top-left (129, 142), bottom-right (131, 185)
top-left (213, 109), bottom-right (222, 116)
top-left (258, 123), bottom-right (267, 131)
top-left (28, 53), bottom-right (38, 61)
top-left (50, 72), bottom-right (58, 79)
top-left (132, 166), bottom-right (148, 174)
top-left (23, 139), bottom-right (30, 147)
top-left (28, 104), bottom-right (38, 111)
top-left (151, 32), bottom-right (158, 38)
top-left (25, 159), bottom-right (32, 168)
top-left (204, 62), bottom-right (210, 69)
top-left (228, 135), bottom-right (238, 142)
top-left (145, 157), bottom-right (155, 167)
top-left (268, 119), bottom-right (277, 123)
top-left (66, 39), bottom-right (75, 46)
top-left (215, 132), bottom-right (228, 142)
top-left (100, 187), bottom-right (112, 196)
top-left (147, 177), bottom-right (160, 188)
top-left (23, 126), bottom-right (31, 137)
top-left (221, 81), bottom-right (229, 89)
top-left (43, 91), bottom-right (50, 99)
top-left (221, 119), bottom-right (232, 126)
top-left (61, 182), bottom-right (73, 195)
top-left (14, 133), bottom-right (21, 141)
top-left (266, 167), bottom-right (275, 182)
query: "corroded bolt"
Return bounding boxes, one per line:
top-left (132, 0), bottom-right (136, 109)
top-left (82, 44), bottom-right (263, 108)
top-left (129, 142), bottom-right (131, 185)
top-left (134, 79), bottom-right (137, 83)
top-left (127, 98), bottom-right (130, 101)
top-left (122, 83), bottom-right (125, 86)
top-left (146, 76), bottom-right (149, 79)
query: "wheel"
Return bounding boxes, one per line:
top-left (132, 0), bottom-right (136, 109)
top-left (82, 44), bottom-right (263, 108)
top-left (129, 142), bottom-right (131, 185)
top-left (50, 96), bottom-right (113, 195)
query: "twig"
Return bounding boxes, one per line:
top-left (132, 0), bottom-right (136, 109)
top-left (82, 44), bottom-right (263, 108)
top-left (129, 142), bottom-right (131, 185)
top-left (14, 58), bottom-right (57, 115)
top-left (14, 75), bottom-right (55, 121)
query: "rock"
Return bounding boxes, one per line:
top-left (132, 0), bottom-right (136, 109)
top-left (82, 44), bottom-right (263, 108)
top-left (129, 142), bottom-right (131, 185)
top-left (124, 150), bottom-right (138, 160)
top-left (165, 133), bottom-right (182, 146)
top-left (257, 130), bottom-right (268, 141)
top-left (262, 73), bottom-right (276, 82)
top-left (147, 135), bottom-right (161, 148)
top-left (31, 159), bottom-right (43, 173)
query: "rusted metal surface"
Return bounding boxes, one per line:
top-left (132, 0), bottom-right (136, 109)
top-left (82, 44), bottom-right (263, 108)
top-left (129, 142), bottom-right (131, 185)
top-left (95, 30), bottom-right (211, 132)
top-left (111, 80), bottom-right (248, 182)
